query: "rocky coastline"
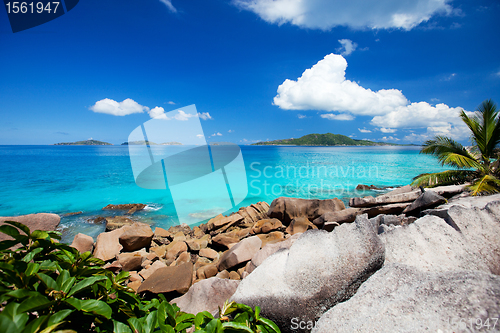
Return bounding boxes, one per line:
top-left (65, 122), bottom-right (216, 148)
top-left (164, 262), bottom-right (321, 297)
top-left (1, 184), bottom-right (500, 332)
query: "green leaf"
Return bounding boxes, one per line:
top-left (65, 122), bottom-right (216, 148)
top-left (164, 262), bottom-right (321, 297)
top-left (21, 315), bottom-right (48, 333)
top-left (67, 275), bottom-right (107, 297)
top-left (5, 289), bottom-right (40, 299)
top-left (46, 309), bottom-right (73, 327)
top-left (176, 313), bottom-right (195, 325)
top-left (18, 294), bottom-right (52, 313)
top-left (25, 262), bottom-right (40, 276)
top-left (22, 247), bottom-right (44, 263)
top-left (31, 230), bottom-right (50, 240)
top-left (257, 318), bottom-right (281, 333)
top-left (0, 225), bottom-right (23, 241)
top-left (221, 322), bottom-right (253, 333)
top-left (194, 311), bottom-right (213, 328)
top-left (0, 303), bottom-right (30, 329)
top-left (0, 240), bottom-right (21, 251)
top-left (254, 306), bottom-right (260, 320)
top-left (0, 315), bottom-right (25, 333)
top-left (204, 319), bottom-right (222, 333)
top-left (65, 299), bottom-right (112, 319)
top-left (3, 221), bottom-right (30, 236)
top-left (113, 320), bottom-right (133, 333)
top-left (37, 273), bottom-right (58, 291)
top-left (127, 318), bottom-right (142, 333)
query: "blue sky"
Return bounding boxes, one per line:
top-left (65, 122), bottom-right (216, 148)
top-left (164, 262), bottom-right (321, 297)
top-left (1, 0), bottom-right (499, 145)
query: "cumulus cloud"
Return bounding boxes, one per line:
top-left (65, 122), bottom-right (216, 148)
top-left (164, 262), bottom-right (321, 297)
top-left (274, 54), bottom-right (408, 115)
top-left (337, 39), bottom-right (357, 56)
top-left (274, 53), bottom-right (472, 142)
top-left (381, 136), bottom-right (400, 141)
top-left (228, 129), bottom-right (234, 133)
top-left (297, 114), bottom-right (307, 119)
top-left (232, 0), bottom-right (454, 30)
top-left (148, 106), bottom-right (170, 120)
top-left (196, 134), bottom-right (204, 138)
top-left (198, 112), bottom-right (213, 120)
top-left (358, 128), bottom-right (372, 133)
top-left (90, 98), bottom-right (148, 116)
top-left (174, 110), bottom-right (196, 121)
top-left (320, 113), bottom-right (354, 121)
top-left (210, 132), bottom-right (223, 137)
top-left (159, 0), bottom-right (177, 13)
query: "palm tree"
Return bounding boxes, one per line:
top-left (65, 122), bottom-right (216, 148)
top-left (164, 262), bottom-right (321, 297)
top-left (412, 99), bottom-right (500, 195)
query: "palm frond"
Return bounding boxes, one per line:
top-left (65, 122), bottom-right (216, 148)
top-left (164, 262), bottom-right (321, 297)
top-left (462, 100), bottom-right (500, 160)
top-left (468, 174), bottom-right (500, 196)
top-left (411, 170), bottom-right (475, 187)
top-left (420, 136), bottom-right (481, 169)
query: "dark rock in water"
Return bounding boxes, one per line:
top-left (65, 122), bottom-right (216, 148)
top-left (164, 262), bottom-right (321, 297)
top-left (355, 184), bottom-right (381, 191)
top-left (61, 211), bottom-right (83, 217)
top-left (231, 214), bottom-right (384, 333)
top-left (312, 264), bottom-right (500, 333)
top-left (402, 191), bottom-right (447, 216)
top-left (137, 262), bottom-right (193, 294)
top-left (267, 197), bottom-right (345, 225)
top-left (0, 213), bottom-right (60, 248)
top-left (105, 216), bottom-right (135, 231)
top-left (171, 277), bottom-right (240, 315)
top-left (102, 203), bottom-right (146, 215)
top-left (88, 216), bottom-right (106, 224)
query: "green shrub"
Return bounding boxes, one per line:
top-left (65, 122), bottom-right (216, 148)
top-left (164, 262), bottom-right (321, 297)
top-left (0, 221), bottom-right (280, 333)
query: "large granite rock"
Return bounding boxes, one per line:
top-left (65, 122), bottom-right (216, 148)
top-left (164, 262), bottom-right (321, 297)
top-left (313, 208), bottom-right (362, 227)
top-left (70, 233), bottom-right (94, 253)
top-left (231, 214), bottom-right (384, 332)
top-left (217, 235), bottom-right (262, 271)
top-left (267, 197), bottom-right (345, 225)
top-left (93, 228), bottom-right (125, 261)
top-left (137, 262), bottom-right (193, 294)
top-left (246, 234), bottom-right (301, 274)
top-left (251, 218), bottom-right (283, 234)
top-left (119, 222), bottom-right (154, 252)
top-left (105, 216), bottom-right (135, 231)
top-left (402, 190), bottom-right (447, 216)
top-left (380, 215), bottom-right (491, 272)
top-left (312, 264), bottom-right (500, 333)
top-left (171, 277), bottom-right (240, 315)
top-left (0, 213), bottom-right (60, 244)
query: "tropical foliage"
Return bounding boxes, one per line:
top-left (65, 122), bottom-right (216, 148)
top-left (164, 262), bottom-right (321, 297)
top-left (412, 99), bottom-right (500, 195)
top-left (0, 221), bottom-right (280, 333)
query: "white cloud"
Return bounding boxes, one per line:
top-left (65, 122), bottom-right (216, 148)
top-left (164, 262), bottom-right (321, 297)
top-left (90, 98), bottom-right (148, 116)
top-left (174, 110), bottom-right (195, 121)
top-left (198, 112), bottom-right (213, 120)
top-left (228, 129), bottom-right (234, 133)
top-left (320, 113), bottom-right (355, 121)
top-left (495, 70), bottom-right (500, 77)
top-left (337, 39), bottom-right (357, 56)
top-left (232, 0), bottom-right (454, 30)
top-left (274, 54), bottom-right (408, 115)
top-left (148, 106), bottom-right (170, 120)
top-left (358, 128), bottom-right (372, 133)
top-left (443, 73), bottom-right (457, 81)
top-left (210, 132), bottom-right (222, 137)
top-left (297, 114), bottom-right (307, 119)
top-left (381, 136), bottom-right (400, 141)
top-left (167, 101), bottom-right (176, 105)
top-left (379, 127), bottom-right (397, 133)
top-left (159, 0), bottom-right (177, 13)
top-left (196, 134), bottom-right (204, 138)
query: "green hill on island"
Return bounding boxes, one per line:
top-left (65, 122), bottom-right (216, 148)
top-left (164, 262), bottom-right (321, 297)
top-left (252, 133), bottom-right (411, 146)
top-left (121, 140), bottom-right (157, 145)
top-left (54, 140), bottom-right (113, 146)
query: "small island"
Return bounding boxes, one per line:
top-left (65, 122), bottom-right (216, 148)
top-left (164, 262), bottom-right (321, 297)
top-left (121, 140), bottom-right (157, 145)
top-left (252, 133), bottom-right (413, 146)
top-left (54, 140), bottom-right (113, 146)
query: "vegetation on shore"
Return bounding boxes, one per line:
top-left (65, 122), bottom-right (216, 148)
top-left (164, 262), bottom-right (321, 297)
top-left (412, 99), bottom-right (500, 195)
top-left (54, 140), bottom-right (113, 146)
top-left (252, 133), bottom-right (413, 146)
top-left (0, 221), bottom-right (280, 333)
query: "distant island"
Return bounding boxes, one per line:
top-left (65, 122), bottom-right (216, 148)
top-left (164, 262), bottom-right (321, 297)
top-left (121, 141), bottom-right (183, 145)
top-left (54, 140), bottom-right (113, 146)
top-left (252, 133), bottom-right (414, 146)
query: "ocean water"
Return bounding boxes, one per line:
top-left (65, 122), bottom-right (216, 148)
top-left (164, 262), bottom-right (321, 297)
top-left (0, 145), bottom-right (448, 243)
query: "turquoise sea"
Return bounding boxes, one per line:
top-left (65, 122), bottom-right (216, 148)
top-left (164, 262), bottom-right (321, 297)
top-left (0, 145), bottom-right (448, 243)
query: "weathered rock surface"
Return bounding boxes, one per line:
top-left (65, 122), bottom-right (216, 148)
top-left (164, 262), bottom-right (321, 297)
top-left (312, 264), bottom-right (500, 333)
top-left (138, 262), bottom-right (193, 294)
top-left (313, 208), bottom-right (362, 227)
top-left (231, 214), bottom-right (384, 332)
top-left (207, 213), bottom-right (244, 233)
top-left (267, 197), bottom-right (345, 225)
top-left (117, 252), bottom-right (145, 271)
top-left (70, 233), bottom-right (94, 253)
top-left (105, 216), bottom-right (135, 231)
top-left (380, 215), bottom-right (491, 272)
top-left (93, 228), bottom-right (125, 261)
top-left (251, 218), bottom-right (283, 234)
top-left (246, 234), bottom-right (301, 274)
top-left (218, 236), bottom-right (262, 271)
top-left (285, 217), bottom-right (317, 235)
top-left (402, 190), bottom-right (447, 215)
top-left (119, 222), bottom-right (154, 252)
top-left (0, 213), bottom-right (60, 244)
top-left (139, 260), bottom-right (167, 280)
top-left (171, 277), bottom-right (240, 315)
top-left (102, 203), bottom-right (146, 215)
